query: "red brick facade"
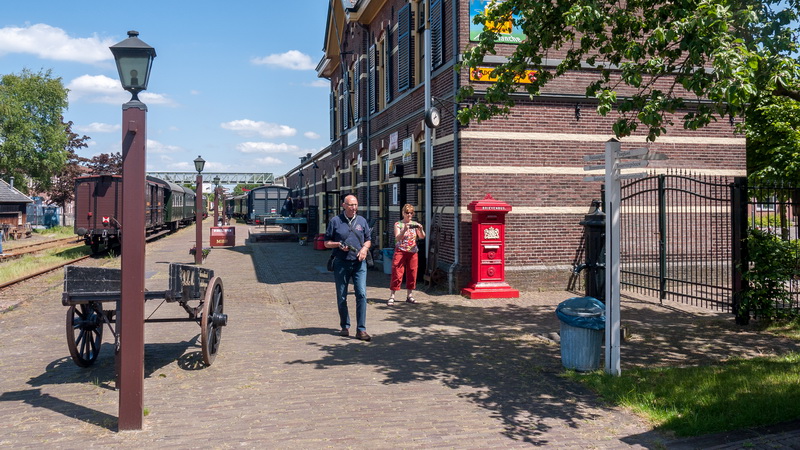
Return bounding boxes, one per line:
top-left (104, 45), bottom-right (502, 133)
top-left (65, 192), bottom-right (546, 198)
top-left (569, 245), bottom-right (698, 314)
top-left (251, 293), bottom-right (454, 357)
top-left (284, 0), bottom-right (746, 293)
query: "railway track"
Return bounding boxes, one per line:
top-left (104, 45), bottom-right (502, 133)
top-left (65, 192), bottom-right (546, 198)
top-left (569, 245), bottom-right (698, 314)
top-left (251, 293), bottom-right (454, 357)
top-left (0, 254), bottom-right (94, 291)
top-left (0, 237), bottom-right (83, 260)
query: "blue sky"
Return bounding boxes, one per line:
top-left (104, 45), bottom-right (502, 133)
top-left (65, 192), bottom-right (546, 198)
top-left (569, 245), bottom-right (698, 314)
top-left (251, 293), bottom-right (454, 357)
top-left (1, 0), bottom-right (331, 180)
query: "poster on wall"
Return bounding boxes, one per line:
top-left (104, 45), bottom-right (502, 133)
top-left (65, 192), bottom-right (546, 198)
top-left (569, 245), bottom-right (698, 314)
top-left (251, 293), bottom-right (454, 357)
top-left (402, 137), bottom-right (413, 163)
top-left (469, 0), bottom-right (524, 44)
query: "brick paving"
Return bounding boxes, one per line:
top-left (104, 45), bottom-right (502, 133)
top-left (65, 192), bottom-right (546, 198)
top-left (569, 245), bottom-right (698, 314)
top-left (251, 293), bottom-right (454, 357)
top-left (1, 220), bottom-right (799, 448)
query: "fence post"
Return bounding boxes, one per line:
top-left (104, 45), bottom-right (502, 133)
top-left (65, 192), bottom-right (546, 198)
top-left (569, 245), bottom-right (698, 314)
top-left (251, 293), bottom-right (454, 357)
top-left (658, 174), bottom-right (666, 302)
top-left (731, 177), bottom-right (750, 325)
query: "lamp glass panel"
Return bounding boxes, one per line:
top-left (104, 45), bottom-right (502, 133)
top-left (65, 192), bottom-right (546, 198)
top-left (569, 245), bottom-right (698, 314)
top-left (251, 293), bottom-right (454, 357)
top-left (116, 55), bottom-right (152, 90)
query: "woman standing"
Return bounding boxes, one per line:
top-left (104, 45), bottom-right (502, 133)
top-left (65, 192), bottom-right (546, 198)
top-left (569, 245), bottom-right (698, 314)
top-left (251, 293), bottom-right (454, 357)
top-left (388, 204), bottom-right (426, 305)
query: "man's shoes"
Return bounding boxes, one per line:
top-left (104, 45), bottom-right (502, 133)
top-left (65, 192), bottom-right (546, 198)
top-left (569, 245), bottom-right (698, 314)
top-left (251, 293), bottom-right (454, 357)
top-left (355, 331), bottom-right (371, 342)
top-left (339, 328), bottom-right (349, 337)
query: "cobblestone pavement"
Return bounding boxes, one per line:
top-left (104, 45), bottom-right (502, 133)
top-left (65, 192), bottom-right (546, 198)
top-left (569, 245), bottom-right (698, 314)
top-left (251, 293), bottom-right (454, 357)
top-left (1, 220), bottom-right (799, 448)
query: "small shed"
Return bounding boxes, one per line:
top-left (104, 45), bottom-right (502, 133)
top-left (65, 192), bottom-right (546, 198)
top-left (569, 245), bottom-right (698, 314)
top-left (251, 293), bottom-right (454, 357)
top-left (0, 179), bottom-right (33, 239)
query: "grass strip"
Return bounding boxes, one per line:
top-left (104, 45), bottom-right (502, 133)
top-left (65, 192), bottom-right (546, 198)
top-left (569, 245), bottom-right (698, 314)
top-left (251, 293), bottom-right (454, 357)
top-left (566, 352), bottom-right (800, 436)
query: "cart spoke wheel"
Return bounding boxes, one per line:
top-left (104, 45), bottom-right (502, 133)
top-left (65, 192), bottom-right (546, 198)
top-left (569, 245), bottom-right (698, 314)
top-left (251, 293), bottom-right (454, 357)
top-left (201, 277), bottom-right (226, 366)
top-left (66, 303), bottom-right (103, 367)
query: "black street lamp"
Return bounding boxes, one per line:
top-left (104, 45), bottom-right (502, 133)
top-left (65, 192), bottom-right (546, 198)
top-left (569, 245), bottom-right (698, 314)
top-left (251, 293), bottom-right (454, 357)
top-left (194, 156), bottom-right (205, 265)
top-left (213, 176), bottom-right (220, 226)
top-left (109, 30), bottom-right (156, 431)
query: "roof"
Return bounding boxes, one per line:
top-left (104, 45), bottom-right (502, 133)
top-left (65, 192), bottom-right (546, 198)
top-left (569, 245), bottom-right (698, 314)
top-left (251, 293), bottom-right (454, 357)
top-left (0, 179), bottom-right (33, 204)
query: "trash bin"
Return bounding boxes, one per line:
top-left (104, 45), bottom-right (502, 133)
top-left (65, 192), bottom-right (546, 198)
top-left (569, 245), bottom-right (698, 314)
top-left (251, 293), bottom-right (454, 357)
top-left (381, 248), bottom-right (394, 275)
top-left (314, 234), bottom-right (326, 250)
top-left (556, 296), bottom-right (605, 371)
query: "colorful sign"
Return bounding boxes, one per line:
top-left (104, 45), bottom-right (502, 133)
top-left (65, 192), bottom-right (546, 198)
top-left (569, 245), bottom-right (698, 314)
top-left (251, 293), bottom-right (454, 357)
top-left (469, 0), bottom-right (525, 44)
top-left (469, 66), bottom-right (537, 84)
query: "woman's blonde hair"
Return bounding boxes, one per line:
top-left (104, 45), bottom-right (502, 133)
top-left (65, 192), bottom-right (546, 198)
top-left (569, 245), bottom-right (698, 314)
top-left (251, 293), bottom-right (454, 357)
top-left (401, 204), bottom-right (415, 214)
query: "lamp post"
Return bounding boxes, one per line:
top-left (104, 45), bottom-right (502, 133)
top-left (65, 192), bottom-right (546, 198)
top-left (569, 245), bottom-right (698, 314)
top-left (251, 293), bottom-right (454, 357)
top-left (213, 175), bottom-right (220, 226)
top-left (194, 156), bottom-right (205, 264)
top-left (109, 30), bottom-right (156, 431)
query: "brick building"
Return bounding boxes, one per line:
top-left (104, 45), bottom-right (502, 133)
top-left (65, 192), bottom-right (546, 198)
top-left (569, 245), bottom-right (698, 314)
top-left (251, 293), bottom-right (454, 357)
top-left (284, 0), bottom-right (746, 293)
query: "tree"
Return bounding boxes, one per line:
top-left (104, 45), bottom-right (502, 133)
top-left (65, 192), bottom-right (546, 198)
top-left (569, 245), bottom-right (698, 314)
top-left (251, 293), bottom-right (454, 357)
top-left (233, 184), bottom-right (260, 195)
top-left (41, 121), bottom-right (90, 225)
top-left (457, 0), bottom-right (800, 142)
top-left (84, 152), bottom-right (123, 175)
top-left (746, 97), bottom-right (800, 184)
top-left (0, 69), bottom-right (70, 188)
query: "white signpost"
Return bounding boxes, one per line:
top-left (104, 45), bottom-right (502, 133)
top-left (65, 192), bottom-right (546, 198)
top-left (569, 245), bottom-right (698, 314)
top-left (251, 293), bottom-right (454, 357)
top-left (583, 139), bottom-right (666, 376)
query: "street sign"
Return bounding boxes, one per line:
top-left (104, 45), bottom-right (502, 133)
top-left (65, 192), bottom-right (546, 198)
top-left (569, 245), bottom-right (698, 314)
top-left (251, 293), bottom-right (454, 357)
top-left (616, 160), bottom-right (650, 170)
top-left (617, 147), bottom-right (649, 158)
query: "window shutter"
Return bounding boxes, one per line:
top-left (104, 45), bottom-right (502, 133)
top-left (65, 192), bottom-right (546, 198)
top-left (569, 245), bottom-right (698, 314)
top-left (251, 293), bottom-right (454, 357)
top-left (385, 25), bottom-right (393, 104)
top-left (342, 72), bottom-right (350, 130)
top-left (353, 60), bottom-right (360, 122)
top-left (368, 44), bottom-right (377, 114)
top-left (329, 90), bottom-right (336, 141)
top-left (398, 4), bottom-right (411, 92)
top-left (431, 0), bottom-right (444, 69)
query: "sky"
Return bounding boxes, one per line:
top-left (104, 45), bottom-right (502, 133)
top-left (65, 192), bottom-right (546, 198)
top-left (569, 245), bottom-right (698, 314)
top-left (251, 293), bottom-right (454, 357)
top-left (1, 0), bottom-right (331, 183)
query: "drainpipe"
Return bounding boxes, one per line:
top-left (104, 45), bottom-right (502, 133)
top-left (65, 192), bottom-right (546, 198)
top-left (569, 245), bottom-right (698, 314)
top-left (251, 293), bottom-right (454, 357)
top-left (424, 0), bottom-right (432, 256)
top-left (446, 0), bottom-right (460, 294)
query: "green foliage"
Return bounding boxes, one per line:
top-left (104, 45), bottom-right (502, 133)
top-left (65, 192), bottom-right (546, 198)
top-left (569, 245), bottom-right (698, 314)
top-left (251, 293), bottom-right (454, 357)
top-left (567, 353), bottom-right (800, 437)
top-left (746, 96), bottom-right (800, 184)
top-left (741, 228), bottom-right (800, 320)
top-left (0, 69), bottom-right (70, 188)
top-left (233, 184), bottom-right (260, 195)
top-left (457, 0), bottom-right (800, 142)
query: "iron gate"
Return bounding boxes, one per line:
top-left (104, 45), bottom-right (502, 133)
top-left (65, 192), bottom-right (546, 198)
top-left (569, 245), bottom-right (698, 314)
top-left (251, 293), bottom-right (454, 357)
top-left (620, 172), bottom-right (736, 311)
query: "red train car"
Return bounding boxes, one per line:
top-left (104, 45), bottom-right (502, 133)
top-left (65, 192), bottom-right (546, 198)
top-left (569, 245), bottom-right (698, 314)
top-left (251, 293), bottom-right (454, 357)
top-left (74, 175), bottom-right (167, 252)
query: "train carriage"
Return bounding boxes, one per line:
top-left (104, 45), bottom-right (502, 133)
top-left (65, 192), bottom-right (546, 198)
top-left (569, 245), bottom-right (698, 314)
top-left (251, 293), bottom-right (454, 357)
top-left (247, 185), bottom-right (290, 224)
top-left (75, 175), bottom-right (167, 252)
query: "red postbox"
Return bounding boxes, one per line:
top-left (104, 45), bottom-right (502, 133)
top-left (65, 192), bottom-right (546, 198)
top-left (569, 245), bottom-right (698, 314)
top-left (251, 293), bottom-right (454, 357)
top-left (461, 194), bottom-right (520, 299)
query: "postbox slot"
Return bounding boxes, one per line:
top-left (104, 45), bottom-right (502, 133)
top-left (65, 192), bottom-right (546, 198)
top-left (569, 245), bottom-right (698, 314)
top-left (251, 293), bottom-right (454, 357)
top-left (483, 245), bottom-right (500, 250)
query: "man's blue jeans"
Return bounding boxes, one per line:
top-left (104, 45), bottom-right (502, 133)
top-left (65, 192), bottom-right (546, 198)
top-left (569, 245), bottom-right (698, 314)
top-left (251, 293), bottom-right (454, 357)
top-left (333, 258), bottom-right (368, 332)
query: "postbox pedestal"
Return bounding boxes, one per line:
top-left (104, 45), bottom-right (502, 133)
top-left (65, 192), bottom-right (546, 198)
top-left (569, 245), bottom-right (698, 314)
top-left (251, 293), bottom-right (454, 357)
top-left (210, 226), bottom-right (235, 247)
top-left (461, 194), bottom-right (519, 299)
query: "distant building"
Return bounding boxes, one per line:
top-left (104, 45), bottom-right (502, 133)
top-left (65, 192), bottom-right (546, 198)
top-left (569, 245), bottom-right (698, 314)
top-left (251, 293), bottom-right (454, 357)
top-left (285, 0), bottom-right (746, 292)
top-left (0, 179), bottom-right (33, 237)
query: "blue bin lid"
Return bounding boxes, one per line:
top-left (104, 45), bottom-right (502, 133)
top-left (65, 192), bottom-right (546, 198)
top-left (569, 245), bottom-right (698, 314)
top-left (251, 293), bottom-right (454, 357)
top-left (556, 296), bottom-right (606, 330)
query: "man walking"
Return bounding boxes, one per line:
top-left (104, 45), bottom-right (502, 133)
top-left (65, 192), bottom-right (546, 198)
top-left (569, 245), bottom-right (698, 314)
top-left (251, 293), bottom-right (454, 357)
top-left (324, 194), bottom-right (372, 341)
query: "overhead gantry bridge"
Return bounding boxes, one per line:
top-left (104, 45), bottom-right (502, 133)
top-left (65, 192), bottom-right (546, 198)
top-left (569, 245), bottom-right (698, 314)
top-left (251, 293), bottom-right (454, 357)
top-left (146, 172), bottom-right (275, 185)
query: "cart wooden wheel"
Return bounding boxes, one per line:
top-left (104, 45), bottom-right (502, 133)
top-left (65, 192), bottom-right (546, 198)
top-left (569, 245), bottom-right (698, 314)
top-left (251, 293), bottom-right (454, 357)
top-left (66, 303), bottom-right (104, 367)
top-left (201, 276), bottom-right (226, 366)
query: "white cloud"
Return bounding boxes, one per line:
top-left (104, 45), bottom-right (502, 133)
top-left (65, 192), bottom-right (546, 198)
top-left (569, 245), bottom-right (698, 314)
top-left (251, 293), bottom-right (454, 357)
top-left (146, 139), bottom-right (183, 154)
top-left (254, 156), bottom-right (284, 166)
top-left (237, 142), bottom-right (300, 154)
top-left (251, 50), bottom-right (315, 70)
top-left (0, 24), bottom-right (114, 64)
top-left (304, 131), bottom-right (321, 139)
top-left (221, 119), bottom-right (297, 138)
top-left (66, 74), bottom-right (176, 106)
top-left (308, 79), bottom-right (329, 88)
top-left (75, 122), bottom-right (120, 134)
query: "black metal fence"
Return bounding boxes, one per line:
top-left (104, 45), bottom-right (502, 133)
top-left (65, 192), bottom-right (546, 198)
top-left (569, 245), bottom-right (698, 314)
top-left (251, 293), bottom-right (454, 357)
top-left (739, 182), bottom-right (800, 315)
top-left (619, 172), bottom-right (736, 311)
top-left (608, 173), bottom-right (800, 317)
